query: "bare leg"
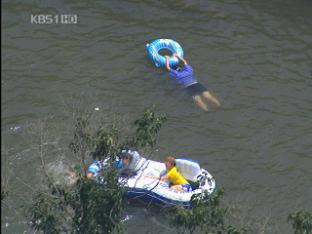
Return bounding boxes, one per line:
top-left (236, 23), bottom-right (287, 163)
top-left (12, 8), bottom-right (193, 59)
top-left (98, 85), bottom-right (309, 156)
top-left (201, 91), bottom-right (221, 107)
top-left (192, 95), bottom-right (209, 112)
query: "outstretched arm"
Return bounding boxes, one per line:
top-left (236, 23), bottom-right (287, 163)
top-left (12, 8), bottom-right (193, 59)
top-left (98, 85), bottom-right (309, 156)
top-left (173, 54), bottom-right (188, 65)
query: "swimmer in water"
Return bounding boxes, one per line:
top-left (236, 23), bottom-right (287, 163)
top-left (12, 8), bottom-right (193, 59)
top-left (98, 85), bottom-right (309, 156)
top-left (165, 54), bottom-right (220, 111)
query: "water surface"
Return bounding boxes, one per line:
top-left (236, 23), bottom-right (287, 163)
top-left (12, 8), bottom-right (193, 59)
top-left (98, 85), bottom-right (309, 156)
top-left (2, 0), bottom-right (312, 233)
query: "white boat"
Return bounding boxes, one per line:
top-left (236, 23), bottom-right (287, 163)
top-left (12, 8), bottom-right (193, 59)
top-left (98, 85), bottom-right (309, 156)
top-left (118, 155), bottom-right (216, 208)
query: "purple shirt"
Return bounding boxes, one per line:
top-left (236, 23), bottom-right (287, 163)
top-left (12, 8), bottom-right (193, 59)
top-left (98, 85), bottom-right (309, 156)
top-left (169, 64), bottom-right (197, 88)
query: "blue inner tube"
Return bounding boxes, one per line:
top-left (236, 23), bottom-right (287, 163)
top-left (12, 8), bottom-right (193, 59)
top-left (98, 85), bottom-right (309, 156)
top-left (146, 39), bottom-right (184, 68)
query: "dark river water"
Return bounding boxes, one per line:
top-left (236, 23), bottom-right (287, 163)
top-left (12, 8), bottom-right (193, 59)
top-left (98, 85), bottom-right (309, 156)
top-left (2, 0), bottom-right (312, 233)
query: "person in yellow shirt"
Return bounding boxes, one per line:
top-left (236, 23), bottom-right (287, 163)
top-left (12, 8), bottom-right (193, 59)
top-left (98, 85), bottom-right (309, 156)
top-left (160, 156), bottom-right (192, 192)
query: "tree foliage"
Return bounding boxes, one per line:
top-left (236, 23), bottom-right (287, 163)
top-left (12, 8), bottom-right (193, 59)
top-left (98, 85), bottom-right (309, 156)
top-left (170, 189), bottom-right (247, 234)
top-left (132, 105), bottom-right (167, 148)
top-left (69, 116), bottom-right (92, 155)
top-left (91, 125), bottom-right (120, 161)
top-left (288, 210), bottom-right (312, 234)
top-left (28, 162), bottom-right (125, 234)
top-left (28, 190), bottom-right (69, 234)
top-left (71, 177), bottom-right (124, 234)
top-left (27, 106), bottom-right (167, 234)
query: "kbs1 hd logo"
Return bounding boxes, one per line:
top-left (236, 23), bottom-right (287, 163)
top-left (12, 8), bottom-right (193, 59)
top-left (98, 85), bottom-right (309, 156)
top-left (31, 14), bottom-right (77, 24)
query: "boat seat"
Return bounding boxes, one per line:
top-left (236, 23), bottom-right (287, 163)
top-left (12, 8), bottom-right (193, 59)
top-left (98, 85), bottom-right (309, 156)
top-left (176, 158), bottom-right (201, 182)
